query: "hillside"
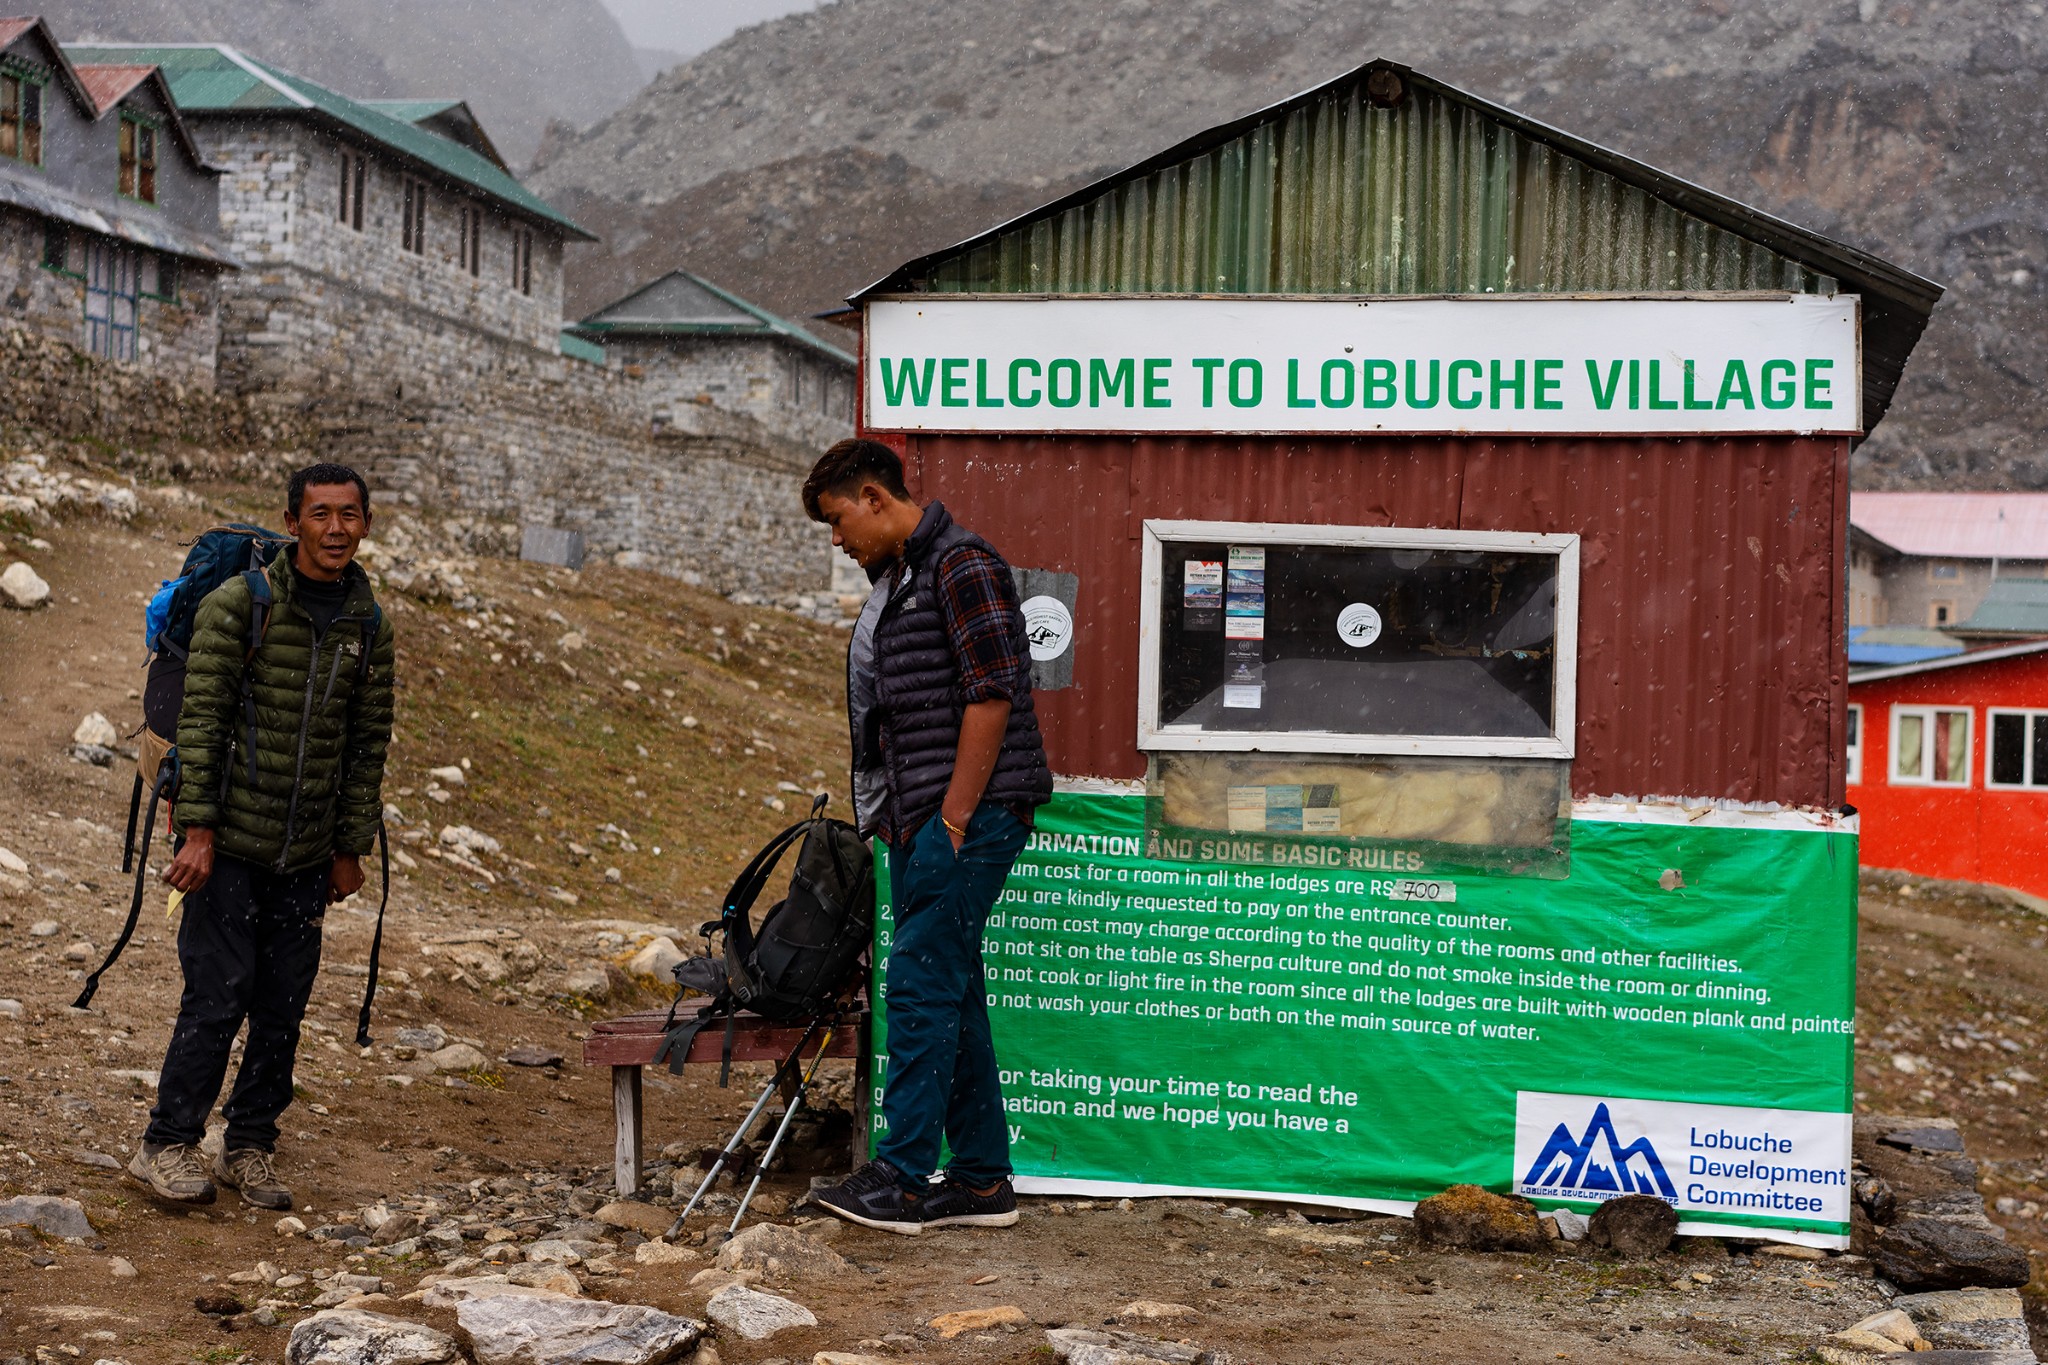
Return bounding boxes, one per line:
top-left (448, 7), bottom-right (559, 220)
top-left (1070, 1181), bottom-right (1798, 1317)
top-left (531, 0), bottom-right (2046, 490)
top-left (40, 0), bottom-right (645, 166)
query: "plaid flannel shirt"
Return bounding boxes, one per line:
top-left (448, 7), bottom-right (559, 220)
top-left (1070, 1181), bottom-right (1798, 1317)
top-left (929, 545), bottom-right (1031, 705)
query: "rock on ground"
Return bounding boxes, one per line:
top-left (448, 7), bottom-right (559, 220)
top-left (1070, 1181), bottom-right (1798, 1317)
top-left (1, 560), bottom-right (50, 609)
top-left (596, 1200), bottom-right (676, 1237)
top-left (929, 1305), bottom-right (1029, 1338)
top-left (456, 1290), bottom-right (703, 1365)
top-left (1870, 1216), bottom-right (2033, 1291)
top-left (1413, 1185), bottom-right (1546, 1253)
top-left (1045, 1327), bottom-right (1223, 1364)
top-left (713, 1222), bottom-right (850, 1279)
top-left (704, 1283), bottom-right (817, 1340)
top-left (72, 712), bottom-right (117, 747)
top-left (426, 1043), bottom-right (490, 1073)
top-left (1587, 1194), bottom-right (1678, 1257)
top-left (627, 936), bottom-right (685, 979)
top-left (0, 1194), bottom-right (93, 1240)
top-left (286, 1309), bottom-right (461, 1365)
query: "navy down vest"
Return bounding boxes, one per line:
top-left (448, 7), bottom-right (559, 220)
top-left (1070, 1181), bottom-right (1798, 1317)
top-left (870, 502), bottom-right (1052, 842)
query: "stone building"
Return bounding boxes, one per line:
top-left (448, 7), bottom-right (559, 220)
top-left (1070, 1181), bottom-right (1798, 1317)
top-left (1850, 493), bottom-right (2048, 630)
top-left (63, 39), bottom-right (596, 401)
top-left (0, 17), bottom-right (231, 386)
top-left (567, 270), bottom-right (855, 451)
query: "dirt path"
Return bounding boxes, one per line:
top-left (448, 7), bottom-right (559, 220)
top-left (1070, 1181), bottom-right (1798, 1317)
top-left (1, 466), bottom-right (2043, 1363)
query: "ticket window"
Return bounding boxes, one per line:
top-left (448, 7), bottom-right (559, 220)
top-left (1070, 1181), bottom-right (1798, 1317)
top-left (1136, 522), bottom-right (1579, 864)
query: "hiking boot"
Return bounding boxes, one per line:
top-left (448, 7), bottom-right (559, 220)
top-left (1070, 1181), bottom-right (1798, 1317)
top-left (214, 1147), bottom-right (293, 1211)
top-left (808, 1159), bottom-right (925, 1236)
top-left (126, 1142), bottom-right (217, 1205)
top-left (921, 1172), bottom-right (1019, 1229)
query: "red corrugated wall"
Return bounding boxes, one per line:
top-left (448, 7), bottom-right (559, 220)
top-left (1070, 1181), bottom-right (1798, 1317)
top-left (901, 433), bottom-right (1850, 808)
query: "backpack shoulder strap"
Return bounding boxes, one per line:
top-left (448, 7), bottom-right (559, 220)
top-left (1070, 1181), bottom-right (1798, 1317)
top-left (717, 799), bottom-right (825, 968)
top-left (356, 604), bottom-right (382, 688)
top-left (233, 568), bottom-right (275, 794)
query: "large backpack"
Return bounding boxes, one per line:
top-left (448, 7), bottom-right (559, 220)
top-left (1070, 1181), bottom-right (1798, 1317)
top-left (80, 525), bottom-right (391, 1047)
top-left (656, 793), bottom-right (875, 1084)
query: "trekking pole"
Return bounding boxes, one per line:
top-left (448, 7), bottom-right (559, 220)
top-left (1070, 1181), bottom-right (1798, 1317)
top-left (728, 1022), bottom-right (836, 1235)
top-left (665, 1019), bottom-right (821, 1238)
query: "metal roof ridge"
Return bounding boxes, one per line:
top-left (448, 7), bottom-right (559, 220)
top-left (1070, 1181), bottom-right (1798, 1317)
top-left (214, 43), bottom-right (312, 108)
top-left (583, 268), bottom-right (855, 365)
top-left (1848, 636), bottom-right (2048, 684)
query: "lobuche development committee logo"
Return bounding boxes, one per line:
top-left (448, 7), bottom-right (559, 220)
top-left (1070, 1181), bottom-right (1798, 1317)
top-left (1520, 1101), bottom-right (1676, 1200)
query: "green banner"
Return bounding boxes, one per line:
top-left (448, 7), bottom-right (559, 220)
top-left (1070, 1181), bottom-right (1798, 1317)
top-left (871, 793), bottom-right (1857, 1245)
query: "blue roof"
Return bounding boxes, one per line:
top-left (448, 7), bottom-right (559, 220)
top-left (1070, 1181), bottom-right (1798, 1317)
top-left (1847, 626), bottom-right (1965, 667)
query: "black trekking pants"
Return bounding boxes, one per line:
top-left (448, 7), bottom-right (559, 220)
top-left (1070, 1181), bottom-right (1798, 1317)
top-left (144, 852), bottom-right (326, 1153)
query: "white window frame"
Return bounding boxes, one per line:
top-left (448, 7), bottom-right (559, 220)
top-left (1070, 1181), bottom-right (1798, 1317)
top-left (1137, 519), bottom-right (1580, 758)
top-left (1889, 704), bottom-right (1972, 788)
top-left (1846, 702), bottom-right (1863, 786)
top-left (1985, 708), bottom-right (2048, 791)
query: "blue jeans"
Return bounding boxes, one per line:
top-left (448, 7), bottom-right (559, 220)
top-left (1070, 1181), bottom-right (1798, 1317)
top-left (876, 804), bottom-right (1029, 1192)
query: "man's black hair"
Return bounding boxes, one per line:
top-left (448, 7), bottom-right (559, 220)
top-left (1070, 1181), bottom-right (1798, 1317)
top-left (802, 439), bottom-right (909, 521)
top-left (288, 462), bottom-right (370, 519)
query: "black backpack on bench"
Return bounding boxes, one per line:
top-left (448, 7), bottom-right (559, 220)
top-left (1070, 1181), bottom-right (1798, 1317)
top-left (655, 793), bottom-right (875, 1084)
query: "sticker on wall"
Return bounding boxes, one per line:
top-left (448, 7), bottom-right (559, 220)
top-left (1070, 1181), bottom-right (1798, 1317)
top-left (1337, 602), bottom-right (1383, 648)
top-left (1022, 596), bottom-right (1074, 663)
top-left (1183, 560), bottom-right (1222, 632)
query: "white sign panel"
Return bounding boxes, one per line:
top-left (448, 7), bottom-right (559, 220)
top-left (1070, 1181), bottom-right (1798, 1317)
top-left (865, 296), bottom-right (1861, 436)
top-left (1514, 1089), bottom-right (1852, 1246)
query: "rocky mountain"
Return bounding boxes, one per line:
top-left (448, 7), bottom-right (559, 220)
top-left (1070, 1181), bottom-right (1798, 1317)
top-left (41, 0), bottom-right (645, 166)
top-left (531, 0), bottom-right (2046, 489)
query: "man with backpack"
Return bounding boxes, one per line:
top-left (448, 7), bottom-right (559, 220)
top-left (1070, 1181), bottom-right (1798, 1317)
top-left (800, 438), bottom-right (1052, 1234)
top-left (125, 462), bottom-right (394, 1211)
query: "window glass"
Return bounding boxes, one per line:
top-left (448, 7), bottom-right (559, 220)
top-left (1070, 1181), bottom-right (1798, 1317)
top-left (1144, 527), bottom-right (1574, 756)
top-left (0, 75), bottom-right (17, 160)
top-left (1895, 712), bottom-right (1924, 780)
top-left (1846, 705), bottom-right (1862, 785)
top-left (1992, 713), bottom-right (2026, 787)
top-left (1937, 710), bottom-right (1968, 784)
top-left (2034, 715), bottom-right (2048, 789)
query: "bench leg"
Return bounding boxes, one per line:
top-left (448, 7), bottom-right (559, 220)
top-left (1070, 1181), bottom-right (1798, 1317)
top-left (613, 1065), bottom-right (643, 1197)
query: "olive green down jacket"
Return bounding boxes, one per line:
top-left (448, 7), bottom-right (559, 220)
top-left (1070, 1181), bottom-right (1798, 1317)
top-left (173, 553), bottom-right (396, 872)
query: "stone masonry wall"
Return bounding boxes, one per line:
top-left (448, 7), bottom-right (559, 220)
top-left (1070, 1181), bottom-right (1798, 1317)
top-left (1, 204), bottom-right (226, 391)
top-left (612, 333), bottom-right (854, 454)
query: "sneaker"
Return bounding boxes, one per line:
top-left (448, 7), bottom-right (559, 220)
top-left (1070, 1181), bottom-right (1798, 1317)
top-left (808, 1159), bottom-right (925, 1236)
top-left (125, 1141), bottom-right (217, 1205)
top-left (214, 1147), bottom-right (293, 1211)
top-left (921, 1173), bottom-right (1019, 1229)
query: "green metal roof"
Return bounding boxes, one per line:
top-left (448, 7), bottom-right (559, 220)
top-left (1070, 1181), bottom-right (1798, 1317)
top-left (855, 57), bottom-right (1941, 437)
top-left (1953, 578), bottom-right (2048, 638)
top-left (63, 43), bottom-right (591, 239)
top-left (570, 270), bottom-right (855, 366)
top-left (557, 329), bottom-right (607, 366)
top-left (360, 98), bottom-right (463, 123)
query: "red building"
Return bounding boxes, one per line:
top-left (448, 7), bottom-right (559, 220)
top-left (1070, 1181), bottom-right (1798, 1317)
top-left (1848, 639), bottom-right (2048, 899)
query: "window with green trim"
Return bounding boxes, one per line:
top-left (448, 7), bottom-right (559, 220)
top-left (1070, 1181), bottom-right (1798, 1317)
top-left (1, 70), bottom-right (44, 166)
top-left (139, 251), bottom-right (180, 304)
top-left (119, 114), bottom-right (158, 203)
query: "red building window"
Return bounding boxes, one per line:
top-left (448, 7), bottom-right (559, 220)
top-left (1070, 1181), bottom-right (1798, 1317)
top-left (1986, 710), bottom-right (2048, 790)
top-left (1891, 706), bottom-right (1971, 787)
top-left (1846, 704), bottom-right (1863, 785)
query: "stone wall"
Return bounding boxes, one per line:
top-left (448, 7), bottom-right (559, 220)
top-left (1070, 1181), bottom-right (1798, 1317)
top-left (610, 332), bottom-right (854, 453)
top-left (1, 204), bottom-right (226, 391)
top-left (205, 119), bottom-right (566, 395)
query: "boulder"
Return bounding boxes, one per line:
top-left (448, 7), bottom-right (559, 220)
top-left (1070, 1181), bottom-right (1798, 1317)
top-left (287, 1309), bottom-right (461, 1365)
top-left (635, 1240), bottom-right (698, 1266)
top-left (72, 713), bottom-right (118, 748)
top-left (1114, 1302), bottom-right (1195, 1325)
top-left (713, 1222), bottom-right (850, 1279)
top-left (596, 1200), bottom-right (676, 1238)
top-left (505, 1044), bottom-right (565, 1068)
top-left (931, 1305), bottom-right (1029, 1338)
top-left (393, 1025), bottom-right (448, 1051)
top-left (427, 1043), bottom-right (490, 1074)
top-left (627, 937), bottom-right (685, 981)
top-left (456, 1290), bottom-right (703, 1365)
top-left (1043, 1327), bottom-right (1216, 1364)
top-left (417, 1277), bottom-right (558, 1309)
top-left (0, 1194), bottom-right (93, 1240)
top-left (1413, 1184), bottom-right (1546, 1253)
top-left (703, 1284), bottom-right (816, 1340)
top-left (1548, 1208), bottom-right (1589, 1242)
top-left (1870, 1216), bottom-right (2032, 1291)
top-left (1587, 1195), bottom-right (1678, 1258)
top-left (504, 1263), bottom-right (582, 1295)
top-left (1, 561), bottom-right (50, 609)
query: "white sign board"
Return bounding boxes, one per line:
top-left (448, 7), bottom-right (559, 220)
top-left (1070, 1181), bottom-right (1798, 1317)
top-left (864, 296), bottom-right (1861, 436)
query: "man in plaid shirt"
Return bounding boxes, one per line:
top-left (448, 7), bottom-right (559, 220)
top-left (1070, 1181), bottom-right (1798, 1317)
top-left (801, 439), bottom-right (1052, 1234)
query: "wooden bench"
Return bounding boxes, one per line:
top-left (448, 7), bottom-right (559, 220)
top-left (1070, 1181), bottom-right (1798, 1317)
top-left (581, 1005), bottom-right (869, 1197)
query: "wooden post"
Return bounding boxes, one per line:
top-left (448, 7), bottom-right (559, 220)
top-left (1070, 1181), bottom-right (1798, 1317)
top-left (612, 1064), bottom-right (643, 1196)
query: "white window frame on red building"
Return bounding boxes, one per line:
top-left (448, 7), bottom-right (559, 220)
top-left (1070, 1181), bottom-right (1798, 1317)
top-left (1889, 704), bottom-right (1972, 788)
top-left (1846, 703), bottom-right (1863, 785)
top-left (1985, 708), bottom-right (2048, 791)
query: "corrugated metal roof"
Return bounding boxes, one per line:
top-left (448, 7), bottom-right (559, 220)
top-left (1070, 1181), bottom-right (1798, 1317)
top-left (0, 157), bottom-right (236, 264)
top-left (571, 269), bottom-right (855, 366)
top-left (360, 98), bottom-right (462, 123)
top-left (64, 42), bottom-right (591, 239)
top-left (1850, 492), bottom-right (2048, 561)
top-left (855, 58), bottom-right (1939, 437)
top-left (0, 17), bottom-right (38, 46)
top-left (1846, 627), bottom-right (1963, 667)
top-left (1953, 578), bottom-right (2048, 637)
